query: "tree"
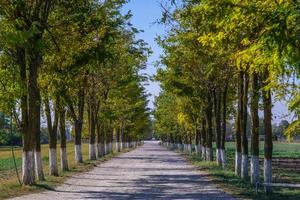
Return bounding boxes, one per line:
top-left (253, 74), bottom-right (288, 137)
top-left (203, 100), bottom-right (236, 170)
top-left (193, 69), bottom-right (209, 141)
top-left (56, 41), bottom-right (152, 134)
top-left (156, 0), bottom-right (299, 193)
top-left (0, 0), bottom-right (150, 185)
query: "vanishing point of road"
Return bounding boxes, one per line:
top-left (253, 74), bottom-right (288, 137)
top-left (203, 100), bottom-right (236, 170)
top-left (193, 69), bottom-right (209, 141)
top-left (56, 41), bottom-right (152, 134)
top-left (11, 141), bottom-right (235, 200)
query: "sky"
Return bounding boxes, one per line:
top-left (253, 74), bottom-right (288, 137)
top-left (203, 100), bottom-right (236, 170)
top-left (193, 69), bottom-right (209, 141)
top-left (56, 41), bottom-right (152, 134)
top-left (122, 0), bottom-right (164, 110)
top-left (122, 0), bottom-right (293, 124)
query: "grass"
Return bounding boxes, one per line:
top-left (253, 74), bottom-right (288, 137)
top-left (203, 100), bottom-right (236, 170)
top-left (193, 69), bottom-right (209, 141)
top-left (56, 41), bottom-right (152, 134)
top-left (0, 143), bottom-right (127, 200)
top-left (223, 142), bottom-right (300, 159)
top-left (187, 142), bottom-right (300, 200)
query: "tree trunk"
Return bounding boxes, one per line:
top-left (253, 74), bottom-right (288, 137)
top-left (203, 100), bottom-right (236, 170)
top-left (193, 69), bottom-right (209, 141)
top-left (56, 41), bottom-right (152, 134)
top-left (201, 119), bottom-right (207, 159)
top-left (19, 46), bottom-right (34, 185)
top-left (195, 130), bottom-right (201, 155)
top-left (206, 95), bottom-right (213, 161)
top-left (235, 71), bottom-right (243, 177)
top-left (214, 89), bottom-right (222, 166)
top-left (116, 127), bottom-right (120, 152)
top-left (107, 128), bottom-right (112, 154)
top-left (123, 131), bottom-right (127, 149)
top-left (105, 129), bottom-right (109, 154)
top-left (23, 45), bottom-right (43, 184)
top-left (112, 128), bottom-right (120, 152)
top-left (110, 130), bottom-right (114, 153)
top-left (88, 105), bottom-right (96, 160)
top-left (74, 120), bottom-right (83, 163)
top-left (262, 71), bottom-right (273, 194)
top-left (101, 125), bottom-right (106, 155)
top-left (120, 124), bottom-right (124, 151)
top-left (35, 104), bottom-right (45, 180)
top-left (96, 123), bottom-right (103, 158)
top-left (45, 97), bottom-right (59, 176)
top-left (73, 89), bottom-right (85, 164)
top-left (221, 83), bottom-right (228, 168)
top-left (59, 108), bottom-right (68, 171)
top-left (241, 72), bottom-right (249, 180)
top-left (250, 72), bottom-right (260, 184)
top-left (188, 134), bottom-right (192, 154)
top-left (19, 54), bottom-right (35, 184)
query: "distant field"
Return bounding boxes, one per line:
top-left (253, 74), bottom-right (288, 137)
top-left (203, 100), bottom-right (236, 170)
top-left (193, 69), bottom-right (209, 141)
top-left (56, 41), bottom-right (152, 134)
top-left (224, 142), bottom-right (300, 158)
top-left (189, 141), bottom-right (300, 200)
top-left (0, 143), bottom-right (91, 178)
top-left (0, 143), bottom-right (100, 199)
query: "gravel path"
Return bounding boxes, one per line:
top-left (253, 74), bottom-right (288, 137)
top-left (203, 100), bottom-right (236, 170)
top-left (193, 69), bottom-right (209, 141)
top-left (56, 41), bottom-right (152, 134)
top-left (11, 141), bottom-right (235, 200)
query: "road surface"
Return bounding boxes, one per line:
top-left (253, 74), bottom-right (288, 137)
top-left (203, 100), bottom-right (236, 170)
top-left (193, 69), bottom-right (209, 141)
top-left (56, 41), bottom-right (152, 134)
top-left (11, 141), bottom-right (235, 200)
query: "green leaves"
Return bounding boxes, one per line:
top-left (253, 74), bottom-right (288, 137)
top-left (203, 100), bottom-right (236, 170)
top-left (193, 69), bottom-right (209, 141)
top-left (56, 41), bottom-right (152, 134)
top-left (155, 0), bottom-right (300, 142)
top-left (0, 0), bottom-right (151, 142)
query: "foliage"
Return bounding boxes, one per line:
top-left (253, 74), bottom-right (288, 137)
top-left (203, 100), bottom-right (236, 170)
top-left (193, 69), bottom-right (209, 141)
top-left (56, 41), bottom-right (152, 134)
top-left (155, 0), bottom-right (300, 144)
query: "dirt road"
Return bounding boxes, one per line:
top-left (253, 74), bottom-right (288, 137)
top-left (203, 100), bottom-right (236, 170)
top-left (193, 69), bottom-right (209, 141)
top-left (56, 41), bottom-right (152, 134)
top-left (11, 141), bottom-right (235, 200)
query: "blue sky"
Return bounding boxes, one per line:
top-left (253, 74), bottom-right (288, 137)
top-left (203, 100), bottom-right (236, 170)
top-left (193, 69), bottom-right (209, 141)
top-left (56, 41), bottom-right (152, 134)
top-left (122, 0), bottom-right (163, 110)
top-left (122, 0), bottom-right (292, 124)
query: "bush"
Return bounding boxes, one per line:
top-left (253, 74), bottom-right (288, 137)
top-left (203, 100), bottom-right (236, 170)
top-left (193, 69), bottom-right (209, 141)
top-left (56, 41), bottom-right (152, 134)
top-left (0, 131), bottom-right (22, 146)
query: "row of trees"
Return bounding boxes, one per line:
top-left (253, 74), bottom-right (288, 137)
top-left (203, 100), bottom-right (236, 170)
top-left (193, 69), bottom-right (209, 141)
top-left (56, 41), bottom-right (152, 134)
top-left (0, 0), bottom-right (151, 185)
top-left (155, 0), bottom-right (300, 193)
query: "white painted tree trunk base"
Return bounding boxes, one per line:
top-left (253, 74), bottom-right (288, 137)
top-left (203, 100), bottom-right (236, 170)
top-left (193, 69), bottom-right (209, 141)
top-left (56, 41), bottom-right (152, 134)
top-left (89, 143), bottom-right (97, 160)
top-left (22, 151), bottom-right (35, 185)
top-left (116, 142), bottom-right (120, 152)
top-left (221, 149), bottom-right (226, 168)
top-left (195, 145), bottom-right (198, 154)
top-left (120, 142), bottom-right (123, 151)
top-left (75, 145), bottom-right (83, 163)
top-left (188, 144), bottom-right (192, 154)
top-left (235, 151), bottom-right (242, 176)
top-left (264, 158), bottom-right (272, 193)
top-left (250, 155), bottom-right (259, 184)
top-left (202, 146), bottom-right (206, 159)
top-left (34, 151), bottom-right (45, 180)
top-left (109, 143), bottom-right (112, 153)
top-left (241, 154), bottom-right (248, 180)
top-left (105, 143), bottom-right (109, 154)
top-left (216, 149), bottom-right (222, 166)
top-left (60, 147), bottom-right (69, 171)
top-left (49, 148), bottom-right (58, 176)
top-left (197, 145), bottom-right (202, 155)
top-left (206, 148), bottom-right (213, 161)
top-left (184, 144), bottom-right (188, 153)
